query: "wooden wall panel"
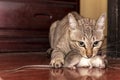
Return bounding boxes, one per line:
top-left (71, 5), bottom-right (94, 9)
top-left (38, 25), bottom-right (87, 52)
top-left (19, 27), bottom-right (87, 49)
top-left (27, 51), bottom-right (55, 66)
top-left (0, 0), bottom-right (79, 52)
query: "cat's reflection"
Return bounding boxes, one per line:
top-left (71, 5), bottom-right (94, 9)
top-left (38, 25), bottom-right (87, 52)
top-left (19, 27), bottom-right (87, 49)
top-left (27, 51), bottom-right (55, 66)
top-left (50, 68), bottom-right (106, 80)
top-left (0, 77), bottom-right (3, 80)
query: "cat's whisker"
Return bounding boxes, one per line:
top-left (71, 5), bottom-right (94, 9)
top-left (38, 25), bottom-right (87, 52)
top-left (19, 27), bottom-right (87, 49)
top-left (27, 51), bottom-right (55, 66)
top-left (99, 50), bottom-right (116, 53)
top-left (100, 40), bottom-right (120, 50)
top-left (98, 50), bottom-right (120, 55)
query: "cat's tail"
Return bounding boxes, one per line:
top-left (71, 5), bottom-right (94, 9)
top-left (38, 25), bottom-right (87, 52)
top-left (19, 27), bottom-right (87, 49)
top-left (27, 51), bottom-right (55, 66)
top-left (46, 48), bottom-right (53, 58)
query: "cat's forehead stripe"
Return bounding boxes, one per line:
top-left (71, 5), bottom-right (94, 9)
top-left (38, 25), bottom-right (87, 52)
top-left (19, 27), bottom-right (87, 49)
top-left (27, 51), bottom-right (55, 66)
top-left (79, 18), bottom-right (96, 26)
top-left (78, 18), bottom-right (96, 39)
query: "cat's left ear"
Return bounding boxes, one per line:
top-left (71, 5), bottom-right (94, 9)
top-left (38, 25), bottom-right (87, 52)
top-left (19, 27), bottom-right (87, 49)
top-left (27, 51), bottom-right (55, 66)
top-left (96, 13), bottom-right (106, 31)
top-left (68, 13), bottom-right (78, 30)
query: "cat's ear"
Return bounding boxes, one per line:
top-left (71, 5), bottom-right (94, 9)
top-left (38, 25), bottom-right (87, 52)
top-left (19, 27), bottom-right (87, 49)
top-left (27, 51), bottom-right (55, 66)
top-left (96, 13), bottom-right (106, 31)
top-left (68, 13), bottom-right (77, 30)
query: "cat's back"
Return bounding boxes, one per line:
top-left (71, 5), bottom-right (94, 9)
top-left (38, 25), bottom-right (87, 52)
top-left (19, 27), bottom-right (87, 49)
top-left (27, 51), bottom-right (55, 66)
top-left (49, 12), bottom-right (81, 48)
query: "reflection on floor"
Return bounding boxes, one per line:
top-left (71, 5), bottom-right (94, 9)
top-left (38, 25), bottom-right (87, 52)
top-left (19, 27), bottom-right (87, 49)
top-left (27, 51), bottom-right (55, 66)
top-left (0, 52), bottom-right (119, 80)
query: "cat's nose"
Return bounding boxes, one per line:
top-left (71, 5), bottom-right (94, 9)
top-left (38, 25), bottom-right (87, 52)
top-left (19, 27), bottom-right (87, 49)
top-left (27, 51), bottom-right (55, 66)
top-left (86, 54), bottom-right (92, 58)
top-left (86, 49), bottom-right (93, 58)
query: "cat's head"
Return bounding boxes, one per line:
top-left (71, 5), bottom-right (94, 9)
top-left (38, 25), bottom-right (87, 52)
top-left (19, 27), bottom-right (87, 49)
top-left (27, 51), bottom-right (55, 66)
top-left (68, 13), bottom-right (106, 58)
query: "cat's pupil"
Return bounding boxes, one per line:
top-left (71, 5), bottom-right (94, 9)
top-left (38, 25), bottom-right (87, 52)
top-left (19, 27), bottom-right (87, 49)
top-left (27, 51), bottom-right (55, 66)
top-left (79, 41), bottom-right (85, 47)
top-left (93, 41), bottom-right (99, 47)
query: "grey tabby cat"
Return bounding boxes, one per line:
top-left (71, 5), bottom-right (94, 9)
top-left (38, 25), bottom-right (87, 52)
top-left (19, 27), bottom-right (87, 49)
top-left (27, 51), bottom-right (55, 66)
top-left (49, 12), bottom-right (106, 69)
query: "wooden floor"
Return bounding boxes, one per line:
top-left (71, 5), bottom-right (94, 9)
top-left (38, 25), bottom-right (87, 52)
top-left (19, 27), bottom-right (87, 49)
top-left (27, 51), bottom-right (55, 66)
top-left (0, 52), bottom-right (119, 80)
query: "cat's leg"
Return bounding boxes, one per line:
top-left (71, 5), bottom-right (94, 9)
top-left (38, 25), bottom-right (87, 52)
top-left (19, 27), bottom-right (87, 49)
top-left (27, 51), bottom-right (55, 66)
top-left (50, 49), bottom-right (65, 68)
top-left (64, 50), bottom-right (81, 69)
top-left (49, 20), bottom-right (60, 49)
top-left (50, 21), bottom-right (65, 68)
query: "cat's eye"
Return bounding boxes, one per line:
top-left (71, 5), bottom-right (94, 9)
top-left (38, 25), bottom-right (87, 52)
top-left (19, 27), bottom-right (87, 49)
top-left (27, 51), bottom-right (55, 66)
top-left (79, 41), bottom-right (85, 47)
top-left (93, 41), bottom-right (99, 47)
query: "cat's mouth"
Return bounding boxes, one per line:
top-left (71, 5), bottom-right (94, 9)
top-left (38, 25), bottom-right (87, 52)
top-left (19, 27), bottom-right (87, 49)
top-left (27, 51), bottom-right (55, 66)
top-left (83, 54), bottom-right (95, 59)
top-left (86, 54), bottom-right (93, 58)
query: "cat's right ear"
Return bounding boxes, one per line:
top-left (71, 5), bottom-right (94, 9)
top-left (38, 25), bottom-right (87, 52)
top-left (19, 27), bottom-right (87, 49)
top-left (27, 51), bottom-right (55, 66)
top-left (68, 13), bottom-right (77, 30)
top-left (96, 13), bottom-right (106, 31)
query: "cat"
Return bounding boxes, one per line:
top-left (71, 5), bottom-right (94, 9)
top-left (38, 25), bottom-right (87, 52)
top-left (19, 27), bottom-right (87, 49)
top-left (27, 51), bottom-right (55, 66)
top-left (48, 11), bottom-right (106, 68)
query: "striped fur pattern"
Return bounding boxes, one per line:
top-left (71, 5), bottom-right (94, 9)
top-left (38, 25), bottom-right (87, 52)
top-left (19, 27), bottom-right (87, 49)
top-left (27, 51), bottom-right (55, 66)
top-left (49, 12), bottom-right (106, 68)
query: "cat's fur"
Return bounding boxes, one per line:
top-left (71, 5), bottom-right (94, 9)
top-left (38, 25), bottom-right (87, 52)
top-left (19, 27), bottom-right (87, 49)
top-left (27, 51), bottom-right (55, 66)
top-left (49, 12), bottom-right (106, 68)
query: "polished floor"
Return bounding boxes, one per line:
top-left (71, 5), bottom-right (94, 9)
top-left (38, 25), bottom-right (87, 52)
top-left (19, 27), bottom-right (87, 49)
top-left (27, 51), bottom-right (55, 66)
top-left (0, 52), bottom-right (119, 80)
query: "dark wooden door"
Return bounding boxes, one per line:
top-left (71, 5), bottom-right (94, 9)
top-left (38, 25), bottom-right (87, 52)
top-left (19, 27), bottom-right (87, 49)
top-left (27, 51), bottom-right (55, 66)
top-left (0, 0), bottom-right (79, 52)
top-left (108, 0), bottom-right (120, 57)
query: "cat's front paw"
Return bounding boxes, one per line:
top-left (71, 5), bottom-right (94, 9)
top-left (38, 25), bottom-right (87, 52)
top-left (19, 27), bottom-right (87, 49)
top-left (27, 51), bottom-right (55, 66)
top-left (50, 58), bottom-right (64, 68)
